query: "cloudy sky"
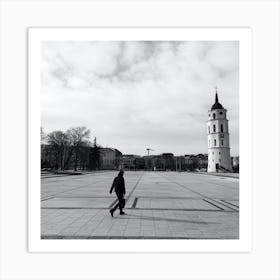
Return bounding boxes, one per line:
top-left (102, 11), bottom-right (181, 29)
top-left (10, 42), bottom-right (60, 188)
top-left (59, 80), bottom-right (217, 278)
top-left (41, 41), bottom-right (239, 156)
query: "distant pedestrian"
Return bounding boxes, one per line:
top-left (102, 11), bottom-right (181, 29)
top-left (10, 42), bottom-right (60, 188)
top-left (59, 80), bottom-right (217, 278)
top-left (109, 170), bottom-right (126, 217)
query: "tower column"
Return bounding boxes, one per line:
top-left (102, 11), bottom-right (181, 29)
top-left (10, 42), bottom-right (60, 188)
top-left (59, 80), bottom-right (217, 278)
top-left (207, 90), bottom-right (233, 172)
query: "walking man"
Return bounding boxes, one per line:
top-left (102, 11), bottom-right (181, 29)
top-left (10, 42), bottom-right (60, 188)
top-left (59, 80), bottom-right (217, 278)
top-left (109, 170), bottom-right (126, 217)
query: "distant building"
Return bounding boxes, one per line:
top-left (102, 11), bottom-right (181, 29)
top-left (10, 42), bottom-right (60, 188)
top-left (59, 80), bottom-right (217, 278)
top-left (207, 89), bottom-right (233, 172)
top-left (231, 156), bottom-right (239, 173)
top-left (99, 148), bottom-right (122, 170)
top-left (183, 154), bottom-right (208, 171)
top-left (196, 154), bottom-right (208, 170)
top-left (143, 153), bottom-right (176, 171)
top-left (143, 155), bottom-right (161, 171)
top-left (174, 156), bottom-right (185, 171)
top-left (161, 153), bottom-right (175, 171)
top-left (184, 154), bottom-right (195, 170)
top-left (143, 155), bottom-right (155, 170)
top-left (121, 154), bottom-right (145, 170)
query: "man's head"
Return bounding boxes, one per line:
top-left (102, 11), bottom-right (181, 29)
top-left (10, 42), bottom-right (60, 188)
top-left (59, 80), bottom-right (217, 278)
top-left (118, 170), bottom-right (124, 176)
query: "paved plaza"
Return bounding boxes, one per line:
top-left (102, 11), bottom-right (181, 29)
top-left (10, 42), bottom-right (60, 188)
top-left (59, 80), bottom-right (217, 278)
top-left (41, 171), bottom-right (239, 239)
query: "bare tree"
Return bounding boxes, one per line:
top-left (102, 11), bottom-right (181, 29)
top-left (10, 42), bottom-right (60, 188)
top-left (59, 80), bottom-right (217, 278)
top-left (66, 127), bottom-right (90, 171)
top-left (47, 131), bottom-right (69, 170)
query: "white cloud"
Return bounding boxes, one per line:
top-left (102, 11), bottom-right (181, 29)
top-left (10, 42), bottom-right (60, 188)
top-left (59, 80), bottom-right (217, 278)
top-left (41, 41), bottom-right (239, 156)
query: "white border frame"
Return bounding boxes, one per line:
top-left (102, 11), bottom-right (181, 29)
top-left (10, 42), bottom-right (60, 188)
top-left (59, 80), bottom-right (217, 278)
top-left (28, 27), bottom-right (252, 253)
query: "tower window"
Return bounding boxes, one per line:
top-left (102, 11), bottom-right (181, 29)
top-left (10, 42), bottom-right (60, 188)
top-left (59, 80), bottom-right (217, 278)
top-left (213, 113), bottom-right (216, 119)
top-left (213, 124), bottom-right (216, 132)
top-left (208, 126), bottom-right (210, 133)
top-left (214, 139), bottom-right (217, 146)
top-left (221, 140), bottom-right (224, 146)
top-left (221, 124), bottom-right (224, 132)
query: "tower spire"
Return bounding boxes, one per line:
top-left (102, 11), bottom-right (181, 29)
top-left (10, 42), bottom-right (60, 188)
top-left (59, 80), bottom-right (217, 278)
top-left (215, 86), bottom-right (218, 103)
top-left (211, 86), bottom-right (223, 110)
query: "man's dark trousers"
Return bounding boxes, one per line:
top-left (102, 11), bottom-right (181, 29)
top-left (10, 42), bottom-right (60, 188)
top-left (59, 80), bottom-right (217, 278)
top-left (111, 192), bottom-right (125, 213)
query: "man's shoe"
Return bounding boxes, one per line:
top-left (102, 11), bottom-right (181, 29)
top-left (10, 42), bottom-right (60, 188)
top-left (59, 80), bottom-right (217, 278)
top-left (120, 212), bottom-right (126, 215)
top-left (110, 209), bottom-right (114, 217)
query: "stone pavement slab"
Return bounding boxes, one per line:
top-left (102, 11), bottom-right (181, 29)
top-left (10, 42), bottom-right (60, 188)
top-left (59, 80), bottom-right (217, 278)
top-left (41, 171), bottom-right (239, 239)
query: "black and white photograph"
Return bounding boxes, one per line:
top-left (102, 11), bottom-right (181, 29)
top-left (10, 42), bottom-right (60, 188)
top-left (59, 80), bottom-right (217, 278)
top-left (40, 40), bottom-right (239, 240)
top-left (2, 0), bottom-right (280, 279)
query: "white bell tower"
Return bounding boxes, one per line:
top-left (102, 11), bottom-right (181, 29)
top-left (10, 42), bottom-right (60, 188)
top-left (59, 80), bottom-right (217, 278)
top-left (207, 88), bottom-right (233, 172)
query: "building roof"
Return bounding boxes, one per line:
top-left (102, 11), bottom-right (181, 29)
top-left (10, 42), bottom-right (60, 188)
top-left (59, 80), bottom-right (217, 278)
top-left (122, 154), bottom-right (141, 158)
top-left (100, 147), bottom-right (122, 155)
top-left (211, 91), bottom-right (224, 110)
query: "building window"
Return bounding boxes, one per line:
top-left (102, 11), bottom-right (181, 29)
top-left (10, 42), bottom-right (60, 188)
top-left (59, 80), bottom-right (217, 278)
top-left (212, 152), bottom-right (214, 155)
top-left (213, 113), bottom-right (216, 119)
top-left (213, 124), bottom-right (216, 132)
top-left (221, 124), bottom-right (224, 132)
top-left (220, 111), bottom-right (223, 115)
top-left (219, 159), bottom-right (221, 163)
top-left (219, 152), bottom-right (221, 155)
top-left (208, 126), bottom-right (210, 133)
top-left (214, 139), bottom-right (217, 146)
top-left (221, 140), bottom-right (224, 146)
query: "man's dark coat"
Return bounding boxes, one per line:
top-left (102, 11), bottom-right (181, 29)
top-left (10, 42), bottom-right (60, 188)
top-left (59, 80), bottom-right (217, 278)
top-left (110, 175), bottom-right (126, 195)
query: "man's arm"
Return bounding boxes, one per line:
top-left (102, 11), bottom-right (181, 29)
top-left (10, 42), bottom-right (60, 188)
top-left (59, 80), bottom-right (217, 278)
top-left (109, 178), bottom-right (116, 194)
top-left (123, 178), bottom-right (126, 195)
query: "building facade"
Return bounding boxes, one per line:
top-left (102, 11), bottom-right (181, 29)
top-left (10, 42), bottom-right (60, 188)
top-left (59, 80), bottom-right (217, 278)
top-left (121, 154), bottom-right (145, 170)
top-left (207, 91), bottom-right (233, 172)
top-left (99, 148), bottom-right (122, 170)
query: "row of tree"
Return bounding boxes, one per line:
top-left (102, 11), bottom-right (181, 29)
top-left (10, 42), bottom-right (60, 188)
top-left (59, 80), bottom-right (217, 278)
top-left (41, 126), bottom-right (100, 171)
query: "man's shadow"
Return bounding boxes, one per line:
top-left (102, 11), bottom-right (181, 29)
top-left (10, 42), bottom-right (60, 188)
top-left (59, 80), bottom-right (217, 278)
top-left (115, 213), bottom-right (217, 225)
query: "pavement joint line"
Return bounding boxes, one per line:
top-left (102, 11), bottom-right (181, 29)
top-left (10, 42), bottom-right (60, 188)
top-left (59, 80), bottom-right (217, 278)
top-left (41, 235), bottom-right (231, 239)
top-left (41, 176), bottom-right (106, 188)
top-left (55, 195), bottom-right (116, 199)
top-left (212, 199), bottom-right (239, 212)
top-left (52, 195), bottom-right (209, 200)
top-left (126, 173), bottom-right (144, 201)
top-left (159, 174), bottom-right (219, 201)
top-left (41, 196), bottom-right (55, 202)
top-left (159, 174), bottom-right (238, 210)
top-left (196, 172), bottom-right (239, 179)
top-left (162, 173), bottom-right (238, 190)
top-left (41, 179), bottom-right (106, 201)
top-left (41, 171), bottom-right (115, 180)
top-left (108, 199), bottom-right (118, 208)
top-left (221, 199), bottom-right (239, 208)
top-left (41, 207), bottom-right (237, 212)
top-left (202, 199), bottom-right (224, 211)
